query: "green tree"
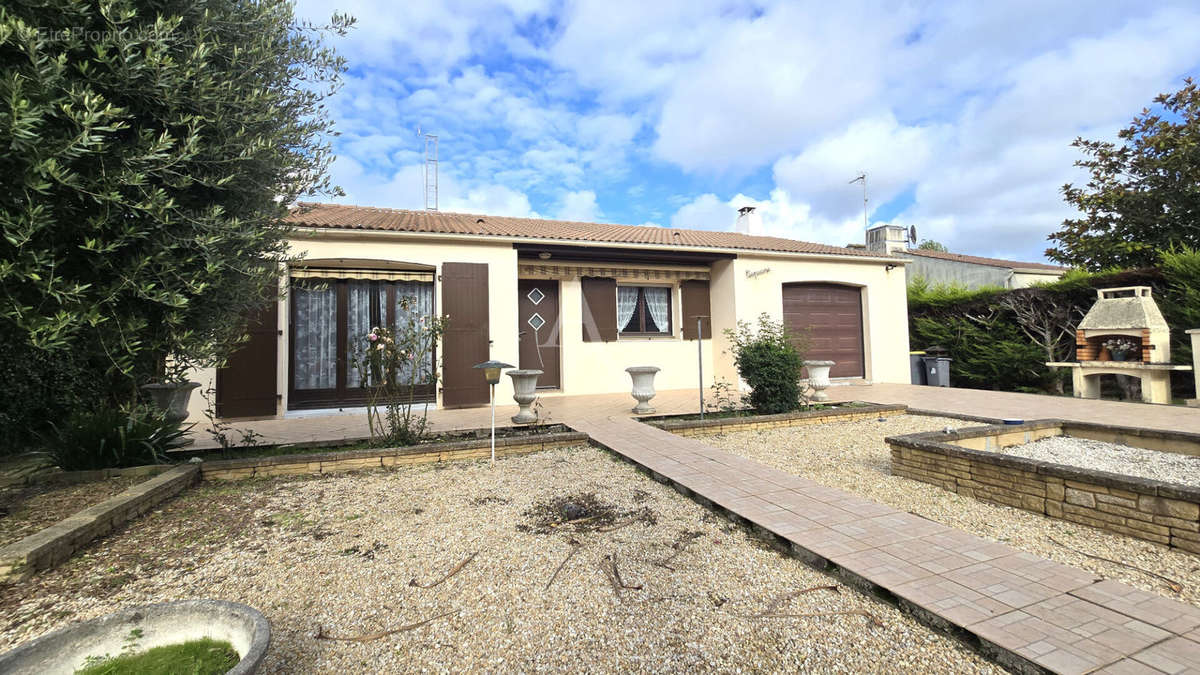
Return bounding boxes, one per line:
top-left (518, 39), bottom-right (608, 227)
top-left (916, 239), bottom-right (948, 252)
top-left (1048, 79), bottom-right (1200, 270)
top-left (0, 2), bottom-right (349, 401)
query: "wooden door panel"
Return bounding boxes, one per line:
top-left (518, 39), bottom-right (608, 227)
top-left (441, 263), bottom-right (491, 407)
top-left (216, 294), bottom-right (279, 418)
top-left (518, 279), bottom-right (560, 389)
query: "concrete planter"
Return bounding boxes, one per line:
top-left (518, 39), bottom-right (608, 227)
top-left (140, 381), bottom-right (201, 424)
top-left (507, 369), bottom-right (543, 424)
top-left (0, 599), bottom-right (270, 675)
top-left (803, 360), bottom-right (835, 402)
top-left (625, 366), bottom-right (660, 414)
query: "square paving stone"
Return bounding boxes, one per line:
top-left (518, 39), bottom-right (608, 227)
top-left (944, 553), bottom-right (1097, 609)
top-left (971, 600), bottom-right (1167, 675)
top-left (879, 531), bottom-right (1011, 576)
top-left (785, 525), bottom-right (879, 559)
top-left (1129, 636), bottom-right (1200, 674)
top-left (891, 575), bottom-right (1014, 626)
top-left (834, 548), bottom-right (938, 587)
top-left (1070, 580), bottom-right (1200, 636)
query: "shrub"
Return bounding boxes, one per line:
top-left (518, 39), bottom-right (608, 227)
top-left (40, 406), bottom-right (189, 471)
top-left (724, 314), bottom-right (807, 414)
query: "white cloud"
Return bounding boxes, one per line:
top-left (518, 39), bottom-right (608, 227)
top-left (555, 190), bottom-right (603, 222)
top-left (330, 156), bottom-right (538, 218)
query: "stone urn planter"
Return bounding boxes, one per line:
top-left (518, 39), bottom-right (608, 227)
top-left (507, 369), bottom-right (543, 424)
top-left (803, 360), bottom-right (835, 402)
top-left (625, 366), bottom-right (660, 414)
top-left (0, 599), bottom-right (270, 675)
top-left (140, 381), bottom-right (201, 424)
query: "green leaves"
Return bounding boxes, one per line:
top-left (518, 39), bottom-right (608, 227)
top-left (0, 1), bottom-right (347, 446)
top-left (1049, 79), bottom-right (1200, 270)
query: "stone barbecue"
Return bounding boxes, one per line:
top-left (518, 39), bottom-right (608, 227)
top-left (1074, 286), bottom-right (1169, 363)
top-left (1047, 286), bottom-right (1191, 404)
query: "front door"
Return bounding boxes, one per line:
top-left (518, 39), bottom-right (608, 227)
top-left (518, 279), bottom-right (561, 389)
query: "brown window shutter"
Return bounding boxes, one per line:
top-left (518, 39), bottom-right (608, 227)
top-left (581, 277), bottom-right (617, 342)
top-left (680, 280), bottom-right (711, 340)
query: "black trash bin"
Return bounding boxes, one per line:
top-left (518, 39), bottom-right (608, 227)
top-left (921, 356), bottom-right (952, 387)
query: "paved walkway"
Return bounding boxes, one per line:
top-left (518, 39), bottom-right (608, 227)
top-left (569, 414), bottom-right (1200, 675)
top-left (826, 383), bottom-right (1200, 434)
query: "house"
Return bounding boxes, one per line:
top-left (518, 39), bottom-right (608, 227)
top-left (187, 205), bottom-right (912, 422)
top-left (862, 225), bottom-right (1066, 289)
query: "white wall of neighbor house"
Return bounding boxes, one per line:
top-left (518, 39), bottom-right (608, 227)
top-left (1011, 270), bottom-right (1065, 288)
top-left (709, 254), bottom-right (911, 387)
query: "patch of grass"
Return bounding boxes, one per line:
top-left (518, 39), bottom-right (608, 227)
top-left (75, 637), bottom-right (239, 675)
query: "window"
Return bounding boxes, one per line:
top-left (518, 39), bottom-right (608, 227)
top-left (618, 285), bottom-right (672, 336)
top-left (289, 277), bottom-right (435, 409)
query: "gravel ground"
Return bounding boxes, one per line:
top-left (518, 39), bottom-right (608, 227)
top-left (701, 415), bottom-right (1200, 609)
top-left (0, 446), bottom-right (1000, 674)
top-left (1000, 436), bottom-right (1200, 488)
top-left (0, 476), bottom-right (143, 548)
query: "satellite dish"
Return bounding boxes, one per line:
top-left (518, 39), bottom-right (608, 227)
top-left (908, 225), bottom-right (917, 244)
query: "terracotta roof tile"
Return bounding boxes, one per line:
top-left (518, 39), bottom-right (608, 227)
top-left (286, 203), bottom-right (887, 259)
top-left (904, 247), bottom-right (1066, 272)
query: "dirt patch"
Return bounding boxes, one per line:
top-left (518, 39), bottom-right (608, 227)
top-left (0, 476), bottom-right (145, 548)
top-left (518, 491), bottom-right (656, 534)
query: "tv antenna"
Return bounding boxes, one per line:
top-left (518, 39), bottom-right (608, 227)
top-left (849, 172), bottom-right (868, 230)
top-left (421, 130), bottom-right (438, 211)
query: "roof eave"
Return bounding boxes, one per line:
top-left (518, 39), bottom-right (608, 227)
top-left (288, 226), bottom-right (906, 265)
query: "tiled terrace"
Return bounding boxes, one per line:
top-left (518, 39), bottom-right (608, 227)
top-left (191, 384), bottom-right (1200, 673)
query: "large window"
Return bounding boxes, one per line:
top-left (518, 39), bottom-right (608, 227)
top-left (290, 278), bottom-right (434, 409)
top-left (618, 285), bottom-right (672, 336)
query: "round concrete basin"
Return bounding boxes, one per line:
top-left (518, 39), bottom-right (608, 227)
top-left (0, 599), bottom-right (270, 675)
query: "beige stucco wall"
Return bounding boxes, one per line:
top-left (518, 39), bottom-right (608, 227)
top-left (709, 254), bottom-right (911, 386)
top-left (543, 277), bottom-right (715, 402)
top-left (186, 232), bottom-right (908, 423)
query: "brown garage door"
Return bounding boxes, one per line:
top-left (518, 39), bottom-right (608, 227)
top-left (782, 283), bottom-right (864, 378)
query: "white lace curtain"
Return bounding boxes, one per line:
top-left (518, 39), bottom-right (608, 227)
top-left (643, 287), bottom-right (670, 332)
top-left (293, 283), bottom-right (337, 390)
top-left (617, 286), bottom-right (639, 331)
top-left (347, 281), bottom-right (384, 388)
top-left (393, 281), bottom-right (434, 385)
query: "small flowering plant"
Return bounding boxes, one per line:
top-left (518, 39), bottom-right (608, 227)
top-left (1102, 337), bottom-right (1139, 361)
top-left (352, 295), bottom-right (448, 446)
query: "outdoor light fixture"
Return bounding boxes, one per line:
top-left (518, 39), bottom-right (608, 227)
top-left (538, 251), bottom-right (552, 260)
top-left (473, 360), bottom-right (513, 464)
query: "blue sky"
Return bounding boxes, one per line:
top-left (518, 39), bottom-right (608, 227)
top-left (294, 1), bottom-right (1200, 262)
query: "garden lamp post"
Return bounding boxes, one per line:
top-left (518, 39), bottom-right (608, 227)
top-left (694, 315), bottom-right (709, 419)
top-left (473, 360), bottom-right (513, 464)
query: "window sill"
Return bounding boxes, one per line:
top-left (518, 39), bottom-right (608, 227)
top-left (617, 334), bottom-right (677, 341)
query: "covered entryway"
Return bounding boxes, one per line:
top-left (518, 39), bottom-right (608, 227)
top-left (782, 283), bottom-right (864, 378)
top-left (517, 279), bottom-right (561, 389)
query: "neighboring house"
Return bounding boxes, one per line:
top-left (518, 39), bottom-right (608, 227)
top-left (861, 225), bottom-right (1066, 289)
top-left (188, 205), bottom-right (912, 422)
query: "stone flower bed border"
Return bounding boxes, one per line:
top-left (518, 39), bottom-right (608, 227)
top-left (886, 419), bottom-right (1200, 554)
top-left (0, 465), bottom-right (200, 581)
top-left (198, 429), bottom-right (588, 480)
top-left (641, 402), bottom-right (908, 436)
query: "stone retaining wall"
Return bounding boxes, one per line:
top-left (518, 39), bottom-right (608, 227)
top-left (647, 403), bottom-right (907, 437)
top-left (200, 431), bottom-right (589, 480)
top-left (0, 464), bottom-right (200, 581)
top-left (887, 420), bottom-right (1200, 554)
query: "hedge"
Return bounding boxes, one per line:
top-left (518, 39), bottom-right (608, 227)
top-left (908, 252), bottom-right (1199, 397)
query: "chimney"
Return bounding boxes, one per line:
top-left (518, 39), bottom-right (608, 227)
top-left (735, 206), bottom-right (762, 235)
top-left (865, 224), bottom-right (908, 255)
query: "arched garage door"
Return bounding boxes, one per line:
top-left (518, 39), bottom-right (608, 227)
top-left (782, 283), bottom-right (864, 378)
